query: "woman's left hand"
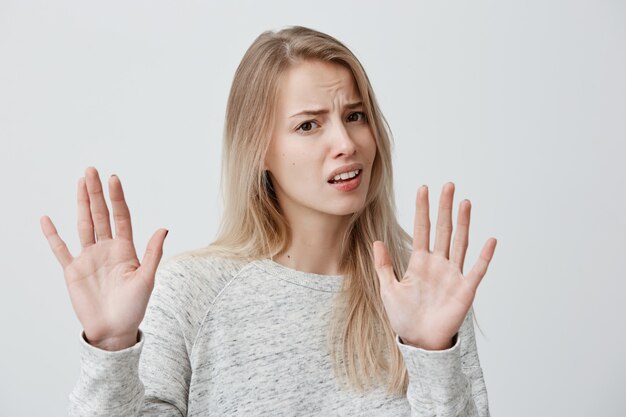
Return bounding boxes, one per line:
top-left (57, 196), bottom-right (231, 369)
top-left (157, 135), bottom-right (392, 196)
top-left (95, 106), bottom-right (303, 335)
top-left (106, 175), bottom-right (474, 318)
top-left (373, 182), bottom-right (497, 350)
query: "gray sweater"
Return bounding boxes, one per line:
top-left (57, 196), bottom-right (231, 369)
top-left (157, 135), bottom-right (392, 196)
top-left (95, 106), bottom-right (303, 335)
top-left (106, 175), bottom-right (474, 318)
top-left (69, 254), bottom-right (490, 416)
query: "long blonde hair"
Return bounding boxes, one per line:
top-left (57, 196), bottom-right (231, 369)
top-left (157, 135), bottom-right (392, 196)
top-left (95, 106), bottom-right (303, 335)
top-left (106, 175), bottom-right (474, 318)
top-left (176, 25), bottom-right (414, 395)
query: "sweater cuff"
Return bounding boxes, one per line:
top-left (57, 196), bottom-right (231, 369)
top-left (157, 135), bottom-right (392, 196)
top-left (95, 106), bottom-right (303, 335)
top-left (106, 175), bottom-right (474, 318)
top-left (396, 333), bottom-right (471, 413)
top-left (70, 329), bottom-right (145, 410)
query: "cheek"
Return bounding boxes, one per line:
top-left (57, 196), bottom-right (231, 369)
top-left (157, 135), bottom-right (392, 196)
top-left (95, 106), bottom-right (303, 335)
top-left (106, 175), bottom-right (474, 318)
top-left (275, 148), bottom-right (320, 185)
top-left (360, 131), bottom-right (377, 166)
top-left (367, 139), bottom-right (377, 161)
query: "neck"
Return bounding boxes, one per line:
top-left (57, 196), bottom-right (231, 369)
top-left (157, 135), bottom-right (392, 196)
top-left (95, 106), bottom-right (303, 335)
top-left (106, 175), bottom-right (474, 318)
top-left (273, 210), bottom-right (351, 276)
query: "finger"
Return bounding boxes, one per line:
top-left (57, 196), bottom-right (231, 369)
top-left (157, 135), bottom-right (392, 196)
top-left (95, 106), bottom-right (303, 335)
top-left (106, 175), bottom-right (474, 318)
top-left (40, 215), bottom-right (74, 269)
top-left (109, 174), bottom-right (134, 242)
top-left (77, 176), bottom-right (95, 247)
top-left (464, 238), bottom-right (497, 292)
top-left (138, 229), bottom-right (169, 290)
top-left (373, 241), bottom-right (398, 293)
top-left (84, 167), bottom-right (112, 241)
top-left (450, 199), bottom-right (471, 273)
top-left (433, 182), bottom-right (455, 259)
top-left (412, 185), bottom-right (430, 252)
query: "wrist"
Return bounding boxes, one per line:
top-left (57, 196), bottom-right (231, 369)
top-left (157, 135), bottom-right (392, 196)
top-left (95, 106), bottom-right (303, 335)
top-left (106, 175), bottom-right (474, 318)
top-left (399, 333), bottom-right (457, 351)
top-left (84, 330), bottom-right (139, 351)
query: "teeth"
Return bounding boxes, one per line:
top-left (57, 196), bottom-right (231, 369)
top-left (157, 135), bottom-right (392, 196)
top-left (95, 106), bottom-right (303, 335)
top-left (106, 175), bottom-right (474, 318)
top-left (332, 169), bottom-right (360, 182)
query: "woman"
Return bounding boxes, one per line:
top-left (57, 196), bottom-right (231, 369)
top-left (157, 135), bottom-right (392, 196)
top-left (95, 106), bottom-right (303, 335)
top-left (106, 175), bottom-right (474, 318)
top-left (41, 26), bottom-right (497, 416)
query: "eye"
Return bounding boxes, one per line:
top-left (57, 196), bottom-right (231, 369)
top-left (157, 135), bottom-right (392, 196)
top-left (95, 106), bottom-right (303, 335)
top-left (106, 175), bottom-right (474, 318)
top-left (296, 120), bottom-right (319, 134)
top-left (347, 111), bottom-right (367, 123)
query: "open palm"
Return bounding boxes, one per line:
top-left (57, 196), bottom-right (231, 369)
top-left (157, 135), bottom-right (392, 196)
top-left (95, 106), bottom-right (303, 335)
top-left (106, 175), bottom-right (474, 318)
top-left (40, 167), bottom-right (168, 351)
top-left (373, 182), bottom-right (497, 350)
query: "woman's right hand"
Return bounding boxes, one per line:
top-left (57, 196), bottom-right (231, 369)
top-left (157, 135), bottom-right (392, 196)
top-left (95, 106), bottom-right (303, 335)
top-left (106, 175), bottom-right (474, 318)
top-left (40, 167), bottom-right (168, 351)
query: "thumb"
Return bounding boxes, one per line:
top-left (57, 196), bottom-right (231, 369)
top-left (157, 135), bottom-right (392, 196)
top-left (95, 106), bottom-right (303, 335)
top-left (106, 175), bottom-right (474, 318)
top-left (139, 228), bottom-right (168, 286)
top-left (373, 241), bottom-right (397, 293)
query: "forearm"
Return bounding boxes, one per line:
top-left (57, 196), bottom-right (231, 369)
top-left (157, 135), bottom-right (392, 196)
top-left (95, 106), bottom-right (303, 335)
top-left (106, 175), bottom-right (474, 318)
top-left (397, 309), bottom-right (490, 417)
top-left (69, 330), bottom-right (146, 417)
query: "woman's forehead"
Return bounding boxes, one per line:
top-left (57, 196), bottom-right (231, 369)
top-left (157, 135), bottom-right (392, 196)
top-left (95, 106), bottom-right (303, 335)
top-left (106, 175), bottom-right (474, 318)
top-left (276, 61), bottom-right (361, 113)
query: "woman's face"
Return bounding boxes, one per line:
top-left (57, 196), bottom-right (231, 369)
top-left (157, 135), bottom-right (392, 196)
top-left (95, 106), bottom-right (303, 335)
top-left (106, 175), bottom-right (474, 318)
top-left (265, 60), bottom-right (377, 220)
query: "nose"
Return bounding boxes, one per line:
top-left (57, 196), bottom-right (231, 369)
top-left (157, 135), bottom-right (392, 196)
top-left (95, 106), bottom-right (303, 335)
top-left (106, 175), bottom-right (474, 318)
top-left (330, 119), bottom-right (357, 158)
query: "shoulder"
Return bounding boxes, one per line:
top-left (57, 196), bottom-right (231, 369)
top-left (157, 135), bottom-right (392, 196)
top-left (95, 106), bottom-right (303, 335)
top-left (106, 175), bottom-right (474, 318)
top-left (155, 252), bottom-right (252, 307)
top-left (148, 252), bottom-right (253, 337)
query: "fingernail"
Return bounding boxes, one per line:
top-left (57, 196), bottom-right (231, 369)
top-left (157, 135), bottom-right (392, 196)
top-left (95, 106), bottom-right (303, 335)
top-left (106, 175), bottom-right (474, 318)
top-left (165, 229), bottom-right (169, 238)
top-left (111, 174), bottom-right (117, 178)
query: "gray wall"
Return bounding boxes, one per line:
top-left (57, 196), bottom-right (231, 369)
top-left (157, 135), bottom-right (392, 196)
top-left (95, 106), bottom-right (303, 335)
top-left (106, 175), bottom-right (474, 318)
top-left (1, 0), bottom-right (624, 415)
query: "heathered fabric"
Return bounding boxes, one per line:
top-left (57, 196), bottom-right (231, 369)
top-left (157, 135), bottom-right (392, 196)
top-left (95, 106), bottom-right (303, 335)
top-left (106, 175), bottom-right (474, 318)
top-left (68, 254), bottom-right (490, 416)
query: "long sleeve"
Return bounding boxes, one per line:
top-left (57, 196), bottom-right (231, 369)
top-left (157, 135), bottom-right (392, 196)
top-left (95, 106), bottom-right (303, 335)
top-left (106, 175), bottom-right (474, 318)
top-left (68, 261), bottom-right (192, 416)
top-left (396, 307), bottom-right (490, 417)
top-left (67, 253), bottom-right (491, 415)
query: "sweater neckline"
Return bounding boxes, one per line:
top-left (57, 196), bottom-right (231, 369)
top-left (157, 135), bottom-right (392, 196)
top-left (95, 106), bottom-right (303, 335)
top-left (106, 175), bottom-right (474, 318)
top-left (254, 258), bottom-right (345, 293)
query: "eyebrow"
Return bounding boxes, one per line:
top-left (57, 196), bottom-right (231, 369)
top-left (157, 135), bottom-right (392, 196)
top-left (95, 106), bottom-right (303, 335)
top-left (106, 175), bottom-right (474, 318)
top-left (289, 101), bottom-right (363, 118)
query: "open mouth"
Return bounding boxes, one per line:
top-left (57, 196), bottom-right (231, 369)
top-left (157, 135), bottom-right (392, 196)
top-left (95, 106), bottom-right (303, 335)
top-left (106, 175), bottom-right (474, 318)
top-left (327, 169), bottom-right (362, 184)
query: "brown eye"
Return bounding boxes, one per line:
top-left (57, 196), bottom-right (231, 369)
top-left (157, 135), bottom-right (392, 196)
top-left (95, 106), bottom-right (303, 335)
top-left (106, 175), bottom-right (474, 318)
top-left (347, 111), bottom-right (367, 122)
top-left (296, 121), bottom-right (319, 134)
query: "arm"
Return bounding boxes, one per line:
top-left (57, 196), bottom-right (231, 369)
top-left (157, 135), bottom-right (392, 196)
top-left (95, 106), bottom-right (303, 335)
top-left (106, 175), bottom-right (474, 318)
top-left (373, 183), bottom-right (496, 416)
top-left (68, 262), bottom-right (191, 416)
top-left (396, 307), bottom-right (489, 417)
top-left (41, 169), bottom-right (191, 416)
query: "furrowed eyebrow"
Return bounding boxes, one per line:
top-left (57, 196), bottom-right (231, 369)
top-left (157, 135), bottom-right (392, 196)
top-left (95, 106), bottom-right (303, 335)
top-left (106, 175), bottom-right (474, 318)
top-left (289, 101), bottom-right (363, 118)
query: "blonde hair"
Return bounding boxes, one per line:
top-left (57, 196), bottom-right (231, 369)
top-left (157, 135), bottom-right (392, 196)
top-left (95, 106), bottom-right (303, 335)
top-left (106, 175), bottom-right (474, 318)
top-left (176, 25), bottom-right (415, 395)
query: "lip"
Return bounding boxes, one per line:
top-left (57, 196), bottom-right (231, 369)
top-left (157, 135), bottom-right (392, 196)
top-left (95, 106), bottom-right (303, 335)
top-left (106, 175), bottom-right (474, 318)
top-left (328, 170), bottom-right (362, 192)
top-left (326, 163), bottom-right (364, 182)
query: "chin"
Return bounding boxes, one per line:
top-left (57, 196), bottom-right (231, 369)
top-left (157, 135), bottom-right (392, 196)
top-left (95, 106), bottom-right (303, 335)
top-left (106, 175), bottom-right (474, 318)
top-left (324, 197), bottom-right (368, 216)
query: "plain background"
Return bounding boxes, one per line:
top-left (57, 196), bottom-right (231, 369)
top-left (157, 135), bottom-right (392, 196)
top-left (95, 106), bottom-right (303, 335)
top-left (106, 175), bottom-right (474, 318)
top-left (1, 0), bottom-right (625, 415)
